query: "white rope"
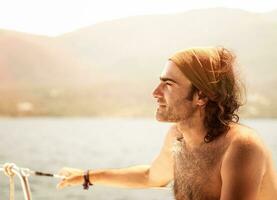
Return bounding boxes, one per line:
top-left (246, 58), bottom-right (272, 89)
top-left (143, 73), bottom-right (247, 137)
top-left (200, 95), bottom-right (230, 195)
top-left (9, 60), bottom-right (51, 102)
top-left (1, 163), bottom-right (66, 200)
top-left (1, 163), bottom-right (33, 200)
top-left (3, 163), bottom-right (16, 200)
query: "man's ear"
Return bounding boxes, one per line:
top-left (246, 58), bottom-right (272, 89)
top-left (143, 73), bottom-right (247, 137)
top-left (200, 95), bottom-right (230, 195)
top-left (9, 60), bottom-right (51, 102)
top-left (196, 91), bottom-right (208, 106)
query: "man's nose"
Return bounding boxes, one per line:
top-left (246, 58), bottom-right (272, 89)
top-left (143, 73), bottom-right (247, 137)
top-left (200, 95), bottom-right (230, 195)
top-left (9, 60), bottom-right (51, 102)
top-left (152, 84), bottom-right (163, 98)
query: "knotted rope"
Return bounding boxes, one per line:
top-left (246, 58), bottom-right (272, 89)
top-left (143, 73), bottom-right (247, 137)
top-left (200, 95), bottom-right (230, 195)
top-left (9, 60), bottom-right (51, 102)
top-left (3, 163), bottom-right (16, 200)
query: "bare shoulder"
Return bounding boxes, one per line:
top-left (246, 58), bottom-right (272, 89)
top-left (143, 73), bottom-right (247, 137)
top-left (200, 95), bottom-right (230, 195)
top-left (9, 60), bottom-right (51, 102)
top-left (219, 124), bottom-right (270, 199)
top-left (148, 124), bottom-right (180, 186)
top-left (228, 124), bottom-right (268, 155)
top-left (222, 124), bottom-right (268, 173)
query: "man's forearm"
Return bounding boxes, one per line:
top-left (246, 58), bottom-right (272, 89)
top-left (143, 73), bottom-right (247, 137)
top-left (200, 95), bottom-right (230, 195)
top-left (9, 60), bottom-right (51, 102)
top-left (57, 164), bottom-right (168, 189)
top-left (89, 165), bottom-right (155, 188)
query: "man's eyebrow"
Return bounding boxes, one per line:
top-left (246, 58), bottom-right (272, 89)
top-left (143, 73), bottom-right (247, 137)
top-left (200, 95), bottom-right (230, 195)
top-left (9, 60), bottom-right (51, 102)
top-left (159, 77), bottom-right (178, 84)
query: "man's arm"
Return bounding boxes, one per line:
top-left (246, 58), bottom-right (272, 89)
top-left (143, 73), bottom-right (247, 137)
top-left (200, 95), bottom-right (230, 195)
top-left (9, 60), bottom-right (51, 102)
top-left (220, 135), bottom-right (267, 200)
top-left (57, 125), bottom-right (177, 189)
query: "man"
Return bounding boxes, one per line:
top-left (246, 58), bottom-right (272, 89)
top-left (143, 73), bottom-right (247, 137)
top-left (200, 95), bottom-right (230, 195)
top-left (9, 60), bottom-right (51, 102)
top-left (57, 47), bottom-right (277, 200)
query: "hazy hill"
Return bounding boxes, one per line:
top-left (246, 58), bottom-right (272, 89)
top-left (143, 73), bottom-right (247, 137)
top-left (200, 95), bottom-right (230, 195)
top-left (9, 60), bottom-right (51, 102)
top-left (54, 8), bottom-right (277, 93)
top-left (0, 8), bottom-right (276, 117)
top-left (0, 29), bottom-right (87, 88)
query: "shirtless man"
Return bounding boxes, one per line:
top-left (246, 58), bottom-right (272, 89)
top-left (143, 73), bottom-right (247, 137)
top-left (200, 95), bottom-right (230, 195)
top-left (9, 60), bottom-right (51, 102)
top-left (57, 47), bottom-right (277, 200)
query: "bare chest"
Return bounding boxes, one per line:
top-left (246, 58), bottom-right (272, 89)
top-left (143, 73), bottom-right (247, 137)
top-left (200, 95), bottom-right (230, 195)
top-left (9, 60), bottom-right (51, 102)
top-left (173, 140), bottom-right (229, 200)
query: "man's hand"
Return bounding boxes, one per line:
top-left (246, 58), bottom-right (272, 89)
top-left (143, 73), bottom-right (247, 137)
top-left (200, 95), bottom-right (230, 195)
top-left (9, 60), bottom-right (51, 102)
top-left (56, 167), bottom-right (84, 189)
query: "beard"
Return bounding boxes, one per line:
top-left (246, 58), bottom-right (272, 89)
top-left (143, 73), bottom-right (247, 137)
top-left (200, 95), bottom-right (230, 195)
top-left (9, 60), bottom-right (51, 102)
top-left (155, 84), bottom-right (197, 122)
top-left (155, 98), bottom-right (196, 122)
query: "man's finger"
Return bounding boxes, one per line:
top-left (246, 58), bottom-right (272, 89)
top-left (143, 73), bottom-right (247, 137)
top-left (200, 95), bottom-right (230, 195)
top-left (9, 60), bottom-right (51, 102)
top-left (56, 180), bottom-right (68, 190)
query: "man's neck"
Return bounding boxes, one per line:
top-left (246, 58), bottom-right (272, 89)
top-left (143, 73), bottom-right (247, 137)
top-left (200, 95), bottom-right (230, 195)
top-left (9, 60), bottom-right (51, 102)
top-left (176, 115), bottom-right (206, 148)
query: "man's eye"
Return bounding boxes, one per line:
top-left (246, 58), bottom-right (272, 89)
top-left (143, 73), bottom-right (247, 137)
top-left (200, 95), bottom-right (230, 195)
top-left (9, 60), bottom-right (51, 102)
top-left (166, 82), bottom-right (172, 86)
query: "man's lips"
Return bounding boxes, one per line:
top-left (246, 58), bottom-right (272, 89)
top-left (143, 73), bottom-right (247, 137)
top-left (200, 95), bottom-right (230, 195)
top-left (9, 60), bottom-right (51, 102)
top-left (158, 103), bottom-right (166, 107)
top-left (158, 105), bottom-right (166, 108)
top-left (157, 100), bottom-right (166, 107)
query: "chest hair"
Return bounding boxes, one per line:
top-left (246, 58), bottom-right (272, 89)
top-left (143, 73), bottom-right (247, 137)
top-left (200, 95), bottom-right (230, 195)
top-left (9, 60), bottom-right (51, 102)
top-left (173, 138), bottom-right (229, 200)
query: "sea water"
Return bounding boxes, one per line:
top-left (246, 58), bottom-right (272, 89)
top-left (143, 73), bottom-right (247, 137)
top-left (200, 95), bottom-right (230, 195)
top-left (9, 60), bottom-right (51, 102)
top-left (0, 118), bottom-right (276, 200)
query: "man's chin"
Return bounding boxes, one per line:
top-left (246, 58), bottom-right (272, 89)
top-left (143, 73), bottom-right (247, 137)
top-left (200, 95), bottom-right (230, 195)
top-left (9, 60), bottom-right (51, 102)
top-left (155, 117), bottom-right (167, 122)
top-left (155, 113), bottom-right (177, 123)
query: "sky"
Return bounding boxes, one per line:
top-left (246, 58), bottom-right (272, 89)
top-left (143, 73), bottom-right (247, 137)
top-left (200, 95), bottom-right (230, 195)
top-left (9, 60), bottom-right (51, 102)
top-left (1, 0), bottom-right (277, 36)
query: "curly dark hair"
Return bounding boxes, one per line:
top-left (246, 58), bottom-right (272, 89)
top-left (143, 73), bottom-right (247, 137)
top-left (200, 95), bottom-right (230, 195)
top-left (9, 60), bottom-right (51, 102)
top-left (194, 47), bottom-right (244, 143)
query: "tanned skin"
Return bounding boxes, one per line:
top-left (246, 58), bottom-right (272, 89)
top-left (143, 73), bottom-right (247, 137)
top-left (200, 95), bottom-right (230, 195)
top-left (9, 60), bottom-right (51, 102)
top-left (57, 61), bottom-right (277, 200)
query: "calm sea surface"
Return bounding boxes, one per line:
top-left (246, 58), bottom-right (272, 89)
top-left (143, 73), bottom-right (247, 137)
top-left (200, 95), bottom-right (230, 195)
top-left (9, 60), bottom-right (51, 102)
top-left (0, 118), bottom-right (276, 200)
